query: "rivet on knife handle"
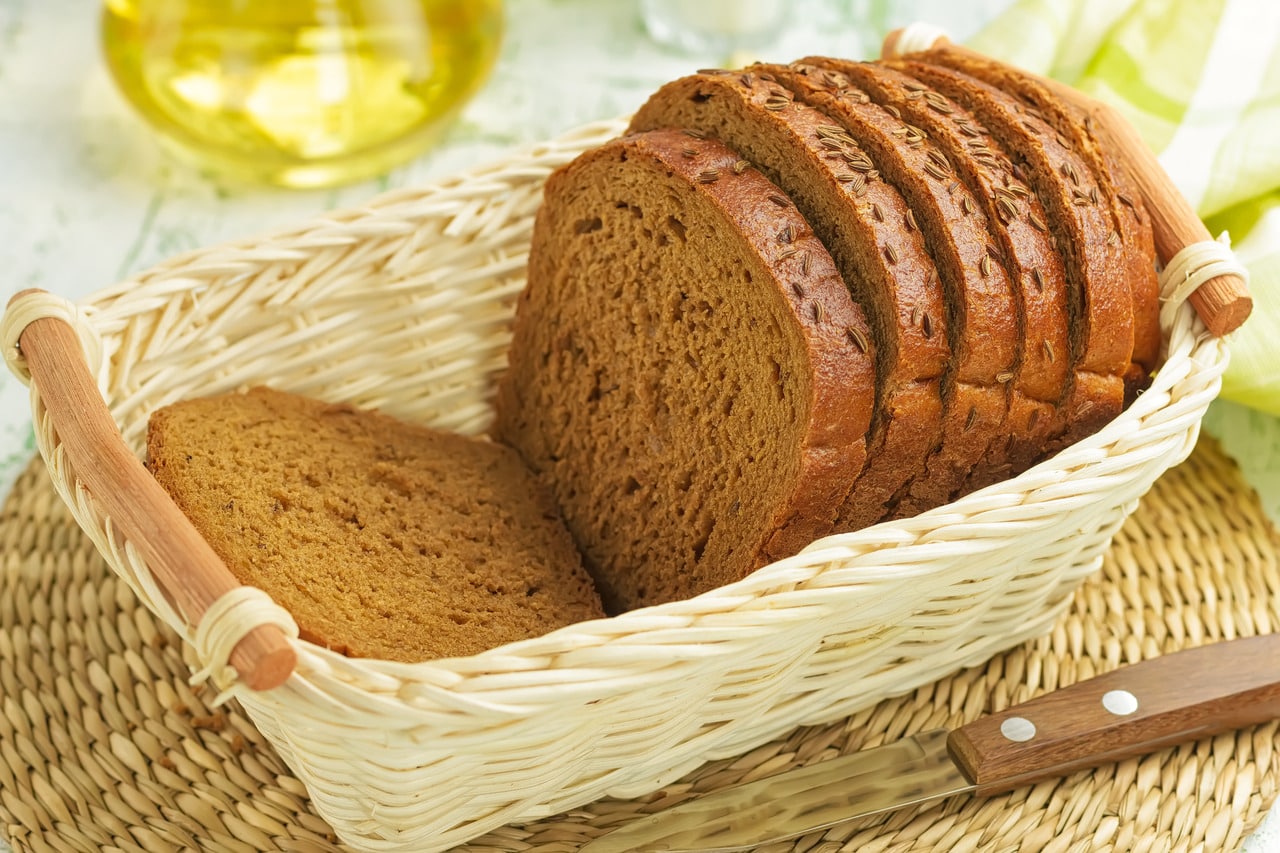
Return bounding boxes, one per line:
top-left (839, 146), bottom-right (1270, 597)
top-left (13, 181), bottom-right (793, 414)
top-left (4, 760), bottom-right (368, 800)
top-left (948, 632), bottom-right (1280, 795)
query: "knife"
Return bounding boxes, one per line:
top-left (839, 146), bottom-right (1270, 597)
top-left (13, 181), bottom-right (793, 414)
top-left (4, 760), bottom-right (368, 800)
top-left (579, 632), bottom-right (1280, 852)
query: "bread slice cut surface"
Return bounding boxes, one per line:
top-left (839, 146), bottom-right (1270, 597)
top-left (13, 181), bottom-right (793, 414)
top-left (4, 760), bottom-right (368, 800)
top-left (147, 387), bottom-right (607, 663)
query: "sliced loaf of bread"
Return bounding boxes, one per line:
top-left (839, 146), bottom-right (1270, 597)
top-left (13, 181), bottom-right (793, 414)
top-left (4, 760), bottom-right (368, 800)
top-left (911, 50), bottom-right (1158, 388)
top-left (816, 58), bottom-right (1069, 487)
top-left (494, 129), bottom-right (876, 611)
top-left (766, 61), bottom-right (1017, 517)
top-left (896, 59), bottom-right (1130, 448)
top-left (628, 70), bottom-right (948, 533)
top-left (147, 387), bottom-right (607, 662)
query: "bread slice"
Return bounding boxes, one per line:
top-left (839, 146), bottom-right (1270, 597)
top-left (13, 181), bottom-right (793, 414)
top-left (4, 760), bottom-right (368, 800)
top-left (910, 50), bottom-right (1157, 387)
top-left (1094, 129), bottom-right (1161, 383)
top-left (894, 59), bottom-right (1129, 448)
top-left (628, 70), bottom-right (948, 532)
top-left (760, 62), bottom-right (1016, 517)
top-left (815, 59), bottom-right (1068, 485)
top-left (494, 129), bottom-right (876, 611)
top-left (147, 387), bottom-right (606, 663)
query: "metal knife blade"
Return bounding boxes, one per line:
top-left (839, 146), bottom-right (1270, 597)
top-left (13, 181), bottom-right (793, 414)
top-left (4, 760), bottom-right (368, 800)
top-left (579, 633), bottom-right (1280, 852)
top-left (579, 729), bottom-right (971, 852)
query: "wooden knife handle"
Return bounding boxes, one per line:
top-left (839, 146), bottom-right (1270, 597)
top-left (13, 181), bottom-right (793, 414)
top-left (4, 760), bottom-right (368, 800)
top-left (948, 634), bottom-right (1280, 795)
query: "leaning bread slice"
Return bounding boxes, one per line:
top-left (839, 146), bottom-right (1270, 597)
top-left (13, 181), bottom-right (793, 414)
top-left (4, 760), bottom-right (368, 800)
top-left (494, 129), bottom-right (876, 612)
top-left (764, 62), bottom-right (1017, 518)
top-left (147, 387), bottom-right (607, 663)
top-left (821, 59), bottom-right (1066, 484)
top-left (629, 70), bottom-right (948, 533)
top-left (894, 59), bottom-right (1129, 448)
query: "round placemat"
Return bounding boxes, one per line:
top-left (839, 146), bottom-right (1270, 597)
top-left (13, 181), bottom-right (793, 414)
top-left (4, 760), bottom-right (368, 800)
top-left (1, 436), bottom-right (1277, 853)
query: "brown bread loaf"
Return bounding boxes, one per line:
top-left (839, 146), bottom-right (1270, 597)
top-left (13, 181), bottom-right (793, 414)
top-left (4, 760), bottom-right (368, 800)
top-left (486, 53), bottom-right (1162, 612)
top-left (762, 61), bottom-right (1016, 518)
top-left (910, 49), bottom-right (1158, 388)
top-left (894, 59), bottom-right (1130, 447)
top-left (494, 129), bottom-right (876, 611)
top-left (628, 70), bottom-right (948, 532)
top-left (816, 58), bottom-right (1067, 485)
top-left (147, 387), bottom-right (607, 663)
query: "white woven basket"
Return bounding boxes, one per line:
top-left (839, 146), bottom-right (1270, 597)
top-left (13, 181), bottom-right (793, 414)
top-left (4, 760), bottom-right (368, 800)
top-left (2, 117), bottom-right (1235, 852)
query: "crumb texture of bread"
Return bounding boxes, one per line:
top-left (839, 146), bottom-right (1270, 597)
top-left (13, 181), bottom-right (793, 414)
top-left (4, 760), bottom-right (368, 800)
top-left (495, 129), bottom-right (874, 612)
top-left (146, 387), bottom-right (606, 663)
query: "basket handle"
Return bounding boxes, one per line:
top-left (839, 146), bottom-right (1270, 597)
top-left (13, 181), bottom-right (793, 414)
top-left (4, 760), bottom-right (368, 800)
top-left (8, 289), bottom-right (297, 691)
top-left (881, 30), bottom-right (1253, 338)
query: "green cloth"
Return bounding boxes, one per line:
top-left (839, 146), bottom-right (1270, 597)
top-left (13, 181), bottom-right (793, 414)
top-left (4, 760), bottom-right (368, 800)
top-left (969, 0), bottom-right (1280, 415)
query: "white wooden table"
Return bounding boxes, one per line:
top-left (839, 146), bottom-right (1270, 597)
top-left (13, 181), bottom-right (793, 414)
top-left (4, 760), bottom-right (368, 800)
top-left (1, 0), bottom-right (1277, 849)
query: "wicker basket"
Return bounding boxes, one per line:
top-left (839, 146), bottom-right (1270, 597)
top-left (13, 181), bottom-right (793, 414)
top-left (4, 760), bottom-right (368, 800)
top-left (0, 107), bottom-right (1245, 850)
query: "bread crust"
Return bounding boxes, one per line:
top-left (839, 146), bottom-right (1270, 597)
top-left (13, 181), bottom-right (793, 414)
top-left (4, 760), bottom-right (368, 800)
top-left (926, 51), bottom-right (1158, 379)
top-left (912, 51), bottom-right (1148, 383)
top-left (816, 58), bottom-right (1071, 486)
top-left (896, 59), bottom-right (1129, 452)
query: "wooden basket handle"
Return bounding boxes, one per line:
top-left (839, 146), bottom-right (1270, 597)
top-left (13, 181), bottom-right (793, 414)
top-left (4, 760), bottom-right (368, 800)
top-left (7, 289), bottom-right (297, 691)
top-left (881, 30), bottom-right (1253, 338)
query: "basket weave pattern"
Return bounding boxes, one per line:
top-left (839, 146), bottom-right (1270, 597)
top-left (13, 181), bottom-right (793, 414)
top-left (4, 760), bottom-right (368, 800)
top-left (7, 120), bottom-right (1231, 851)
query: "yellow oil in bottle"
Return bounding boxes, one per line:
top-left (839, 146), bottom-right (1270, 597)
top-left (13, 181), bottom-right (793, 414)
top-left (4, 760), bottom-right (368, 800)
top-left (102, 0), bottom-right (503, 188)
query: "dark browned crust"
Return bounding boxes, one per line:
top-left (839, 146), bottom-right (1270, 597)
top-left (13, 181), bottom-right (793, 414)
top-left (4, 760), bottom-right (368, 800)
top-left (895, 58), bottom-right (1128, 454)
top-left (815, 58), bottom-right (1070, 486)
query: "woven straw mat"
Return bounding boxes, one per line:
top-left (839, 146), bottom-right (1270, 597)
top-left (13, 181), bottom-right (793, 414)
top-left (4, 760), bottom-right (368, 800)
top-left (0, 434), bottom-right (1276, 853)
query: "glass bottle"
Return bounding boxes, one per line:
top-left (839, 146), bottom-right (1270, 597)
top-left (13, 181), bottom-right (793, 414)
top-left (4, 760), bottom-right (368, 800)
top-left (102, 0), bottom-right (504, 188)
